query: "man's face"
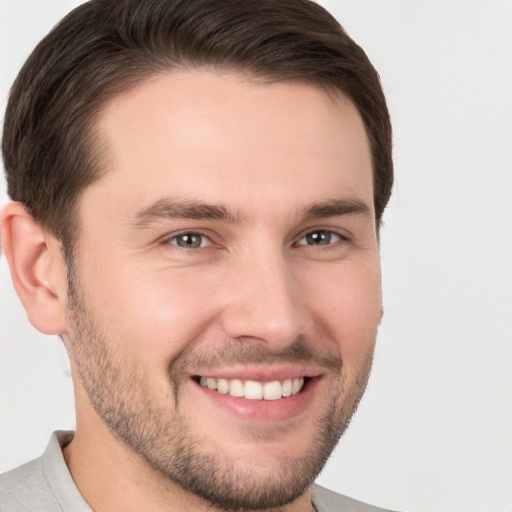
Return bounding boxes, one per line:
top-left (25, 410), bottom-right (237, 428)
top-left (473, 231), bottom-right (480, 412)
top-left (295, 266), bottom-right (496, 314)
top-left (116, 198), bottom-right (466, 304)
top-left (64, 71), bottom-right (381, 510)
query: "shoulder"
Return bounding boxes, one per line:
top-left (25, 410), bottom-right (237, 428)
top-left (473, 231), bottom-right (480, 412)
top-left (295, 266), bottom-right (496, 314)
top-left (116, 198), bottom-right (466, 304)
top-left (0, 431), bottom-right (85, 512)
top-left (312, 484), bottom-right (401, 512)
top-left (0, 456), bottom-right (61, 512)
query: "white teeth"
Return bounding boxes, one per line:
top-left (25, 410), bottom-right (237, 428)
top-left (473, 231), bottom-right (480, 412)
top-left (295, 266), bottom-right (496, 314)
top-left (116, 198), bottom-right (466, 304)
top-left (228, 379), bottom-right (244, 397)
top-left (244, 381), bottom-right (263, 400)
top-left (282, 379), bottom-right (292, 397)
top-left (199, 376), bottom-right (305, 400)
top-left (292, 378), bottom-right (303, 395)
top-left (263, 381), bottom-right (282, 400)
top-left (217, 378), bottom-right (229, 394)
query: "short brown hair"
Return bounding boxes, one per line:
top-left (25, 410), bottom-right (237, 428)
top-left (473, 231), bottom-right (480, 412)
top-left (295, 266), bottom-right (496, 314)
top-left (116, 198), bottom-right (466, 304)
top-left (3, 0), bottom-right (392, 247)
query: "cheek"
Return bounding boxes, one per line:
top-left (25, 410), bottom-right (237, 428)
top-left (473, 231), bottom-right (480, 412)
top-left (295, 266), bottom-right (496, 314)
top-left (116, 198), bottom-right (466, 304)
top-left (82, 261), bottom-right (224, 366)
top-left (305, 260), bottom-right (381, 359)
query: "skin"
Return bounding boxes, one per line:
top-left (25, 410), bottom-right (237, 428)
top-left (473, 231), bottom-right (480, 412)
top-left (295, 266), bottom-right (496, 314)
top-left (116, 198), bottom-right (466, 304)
top-left (2, 71), bottom-right (382, 512)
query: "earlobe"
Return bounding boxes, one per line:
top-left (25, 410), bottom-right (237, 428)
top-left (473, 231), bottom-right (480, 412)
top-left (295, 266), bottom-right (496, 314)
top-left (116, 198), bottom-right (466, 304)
top-left (1, 201), bottom-right (68, 335)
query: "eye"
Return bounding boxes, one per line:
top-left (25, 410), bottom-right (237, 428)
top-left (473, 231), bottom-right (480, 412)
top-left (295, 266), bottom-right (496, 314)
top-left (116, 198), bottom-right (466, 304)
top-left (167, 232), bottom-right (212, 249)
top-left (297, 230), bottom-right (343, 246)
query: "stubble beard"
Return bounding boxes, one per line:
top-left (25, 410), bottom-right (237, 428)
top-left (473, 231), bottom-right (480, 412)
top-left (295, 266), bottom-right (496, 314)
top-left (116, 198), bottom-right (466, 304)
top-left (65, 265), bottom-right (374, 511)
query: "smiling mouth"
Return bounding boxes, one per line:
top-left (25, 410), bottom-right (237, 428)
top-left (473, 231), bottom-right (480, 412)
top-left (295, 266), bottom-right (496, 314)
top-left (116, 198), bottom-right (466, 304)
top-left (197, 376), bottom-right (307, 400)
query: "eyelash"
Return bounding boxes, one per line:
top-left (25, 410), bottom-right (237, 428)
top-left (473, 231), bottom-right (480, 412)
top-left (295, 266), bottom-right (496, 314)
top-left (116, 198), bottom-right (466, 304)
top-left (163, 228), bottom-right (348, 251)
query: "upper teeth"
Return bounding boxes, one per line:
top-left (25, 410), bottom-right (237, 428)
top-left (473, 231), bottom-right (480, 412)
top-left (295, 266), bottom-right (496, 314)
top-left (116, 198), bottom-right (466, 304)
top-left (199, 377), bottom-right (305, 400)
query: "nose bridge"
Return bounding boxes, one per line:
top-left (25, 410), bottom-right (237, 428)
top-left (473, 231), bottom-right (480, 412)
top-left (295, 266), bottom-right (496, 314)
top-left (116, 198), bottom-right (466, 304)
top-left (221, 244), bottom-right (307, 347)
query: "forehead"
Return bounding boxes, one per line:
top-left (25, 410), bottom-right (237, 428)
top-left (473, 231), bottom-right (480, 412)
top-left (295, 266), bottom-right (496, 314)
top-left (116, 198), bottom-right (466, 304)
top-left (84, 71), bottom-right (373, 221)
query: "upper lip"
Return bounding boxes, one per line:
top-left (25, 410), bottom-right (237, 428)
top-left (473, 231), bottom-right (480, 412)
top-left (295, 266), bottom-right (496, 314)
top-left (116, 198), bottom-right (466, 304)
top-left (189, 364), bottom-right (324, 382)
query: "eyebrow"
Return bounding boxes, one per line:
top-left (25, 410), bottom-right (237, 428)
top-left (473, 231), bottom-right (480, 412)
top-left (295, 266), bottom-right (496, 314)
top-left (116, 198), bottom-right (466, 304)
top-left (302, 198), bottom-right (372, 222)
top-left (130, 197), bottom-right (244, 228)
top-left (129, 196), bottom-right (371, 229)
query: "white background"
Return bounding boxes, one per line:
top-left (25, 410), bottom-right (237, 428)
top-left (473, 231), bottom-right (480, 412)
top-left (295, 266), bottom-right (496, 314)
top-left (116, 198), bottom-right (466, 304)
top-left (1, 1), bottom-right (511, 511)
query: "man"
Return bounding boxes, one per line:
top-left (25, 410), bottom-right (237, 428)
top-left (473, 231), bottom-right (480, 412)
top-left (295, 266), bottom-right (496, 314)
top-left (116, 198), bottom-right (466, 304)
top-left (0, 0), bottom-right (394, 511)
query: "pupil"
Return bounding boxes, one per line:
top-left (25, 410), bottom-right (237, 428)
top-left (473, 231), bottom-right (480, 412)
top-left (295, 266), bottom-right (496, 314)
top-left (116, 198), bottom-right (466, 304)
top-left (307, 231), bottom-right (330, 245)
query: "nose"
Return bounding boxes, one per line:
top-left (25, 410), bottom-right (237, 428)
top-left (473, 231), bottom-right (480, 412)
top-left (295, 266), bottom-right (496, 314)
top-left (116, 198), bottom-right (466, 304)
top-left (220, 249), bottom-right (311, 350)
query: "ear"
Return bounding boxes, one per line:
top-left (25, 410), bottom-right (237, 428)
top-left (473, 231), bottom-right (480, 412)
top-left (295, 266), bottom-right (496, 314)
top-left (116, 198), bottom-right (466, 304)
top-left (1, 201), bottom-right (68, 335)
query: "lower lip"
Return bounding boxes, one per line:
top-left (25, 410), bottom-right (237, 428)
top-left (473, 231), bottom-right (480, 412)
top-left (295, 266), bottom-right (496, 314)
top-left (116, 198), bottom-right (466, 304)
top-left (191, 378), bottom-right (318, 423)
